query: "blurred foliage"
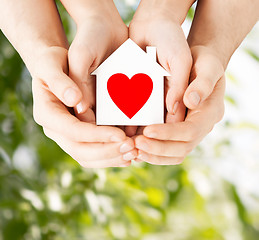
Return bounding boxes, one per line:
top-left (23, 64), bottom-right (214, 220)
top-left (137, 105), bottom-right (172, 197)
top-left (244, 48), bottom-right (259, 62)
top-left (1, 1), bottom-right (259, 240)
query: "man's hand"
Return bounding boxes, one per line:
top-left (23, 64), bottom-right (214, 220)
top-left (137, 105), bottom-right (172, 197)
top-left (32, 47), bottom-right (136, 168)
top-left (135, 46), bottom-right (225, 165)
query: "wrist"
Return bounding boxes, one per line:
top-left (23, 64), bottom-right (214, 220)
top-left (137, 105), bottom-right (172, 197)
top-left (61, 0), bottom-right (122, 27)
top-left (190, 45), bottom-right (226, 70)
top-left (21, 43), bottom-right (67, 76)
top-left (189, 41), bottom-right (230, 70)
top-left (134, 0), bottom-right (195, 24)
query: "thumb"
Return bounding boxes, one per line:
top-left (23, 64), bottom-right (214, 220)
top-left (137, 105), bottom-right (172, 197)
top-left (183, 75), bottom-right (216, 110)
top-left (183, 56), bottom-right (224, 110)
top-left (45, 71), bottom-right (83, 107)
top-left (33, 46), bottom-right (83, 107)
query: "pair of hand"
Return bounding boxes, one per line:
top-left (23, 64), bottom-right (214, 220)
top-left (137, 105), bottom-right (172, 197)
top-left (32, 2), bottom-right (225, 167)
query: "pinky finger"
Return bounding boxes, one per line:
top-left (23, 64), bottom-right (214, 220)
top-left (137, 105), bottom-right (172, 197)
top-left (137, 150), bottom-right (184, 166)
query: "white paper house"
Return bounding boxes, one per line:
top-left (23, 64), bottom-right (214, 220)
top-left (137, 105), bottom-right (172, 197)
top-left (91, 38), bottom-right (170, 126)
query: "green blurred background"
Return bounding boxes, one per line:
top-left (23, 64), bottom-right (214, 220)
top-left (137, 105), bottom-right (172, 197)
top-left (1, 1), bottom-right (259, 239)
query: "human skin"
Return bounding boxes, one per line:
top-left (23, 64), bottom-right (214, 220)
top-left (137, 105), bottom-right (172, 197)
top-left (0, 0), bottom-right (136, 168)
top-left (135, 46), bottom-right (225, 164)
top-left (184, 0), bottom-right (259, 109)
top-left (58, 0), bottom-right (138, 166)
top-left (127, 0), bottom-right (195, 136)
top-left (60, 0), bottom-right (128, 114)
top-left (135, 0), bottom-right (259, 164)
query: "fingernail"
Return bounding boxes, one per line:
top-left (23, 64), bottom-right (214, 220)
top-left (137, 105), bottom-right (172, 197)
top-left (64, 88), bottom-right (77, 106)
top-left (145, 132), bottom-right (157, 138)
top-left (188, 92), bottom-right (200, 106)
top-left (120, 143), bottom-right (133, 153)
top-left (172, 101), bottom-right (179, 115)
top-left (138, 141), bottom-right (149, 151)
top-left (138, 152), bottom-right (149, 161)
top-left (76, 102), bottom-right (83, 114)
top-left (123, 152), bottom-right (135, 161)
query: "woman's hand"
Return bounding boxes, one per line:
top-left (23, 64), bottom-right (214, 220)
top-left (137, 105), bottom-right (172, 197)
top-left (60, 0), bottom-right (128, 116)
top-left (127, 0), bottom-right (193, 136)
top-left (135, 46), bottom-right (225, 165)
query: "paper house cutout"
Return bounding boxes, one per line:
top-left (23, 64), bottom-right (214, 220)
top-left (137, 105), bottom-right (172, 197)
top-left (91, 38), bottom-right (170, 126)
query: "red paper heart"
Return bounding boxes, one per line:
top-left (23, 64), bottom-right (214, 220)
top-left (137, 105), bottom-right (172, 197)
top-left (107, 73), bottom-right (153, 119)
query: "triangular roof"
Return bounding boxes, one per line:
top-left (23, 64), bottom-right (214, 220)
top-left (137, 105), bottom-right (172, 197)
top-left (92, 38), bottom-right (170, 76)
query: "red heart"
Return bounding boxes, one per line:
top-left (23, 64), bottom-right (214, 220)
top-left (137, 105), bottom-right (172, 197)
top-left (107, 73), bottom-right (153, 119)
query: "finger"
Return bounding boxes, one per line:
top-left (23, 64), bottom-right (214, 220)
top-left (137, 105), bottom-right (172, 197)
top-left (135, 135), bottom-right (193, 157)
top-left (185, 76), bottom-right (226, 124)
top-left (34, 47), bottom-right (83, 107)
top-left (134, 159), bottom-right (143, 163)
top-left (45, 72), bottom-right (83, 108)
top-left (183, 47), bottom-right (224, 109)
top-left (76, 108), bottom-right (96, 124)
top-left (164, 101), bottom-right (187, 124)
top-left (164, 52), bottom-right (191, 122)
top-left (122, 149), bottom-right (138, 161)
top-left (137, 150), bottom-right (184, 166)
top-left (136, 126), bottom-right (145, 135)
top-left (44, 128), bottom-right (133, 168)
top-left (155, 30), bottom-right (192, 120)
top-left (143, 78), bottom-right (225, 142)
top-left (82, 159), bottom-right (132, 169)
top-left (118, 161), bottom-right (132, 168)
top-left (130, 22), bottom-right (192, 122)
top-left (43, 128), bottom-right (135, 161)
top-left (142, 121), bottom-right (199, 142)
top-left (124, 126), bottom-right (138, 137)
top-left (68, 25), bottom-right (109, 114)
top-left (32, 78), bottom-right (126, 142)
top-left (68, 41), bottom-right (95, 114)
top-left (81, 157), bottom-right (131, 169)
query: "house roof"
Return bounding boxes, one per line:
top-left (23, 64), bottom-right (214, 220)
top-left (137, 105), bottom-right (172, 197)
top-left (91, 38), bottom-right (170, 76)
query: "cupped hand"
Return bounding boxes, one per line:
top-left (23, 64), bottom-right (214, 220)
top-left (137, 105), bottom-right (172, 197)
top-left (32, 46), bottom-right (136, 168)
top-left (134, 46), bottom-right (225, 165)
top-left (127, 3), bottom-right (192, 137)
top-left (67, 1), bottom-right (128, 118)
